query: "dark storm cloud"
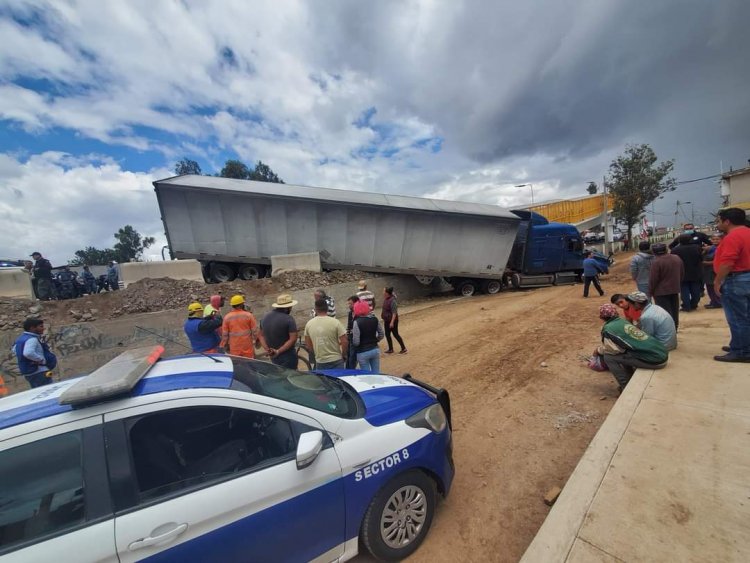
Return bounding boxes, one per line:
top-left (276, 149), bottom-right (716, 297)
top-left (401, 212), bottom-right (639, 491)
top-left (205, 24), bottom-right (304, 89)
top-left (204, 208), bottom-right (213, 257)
top-left (311, 0), bottom-right (750, 165)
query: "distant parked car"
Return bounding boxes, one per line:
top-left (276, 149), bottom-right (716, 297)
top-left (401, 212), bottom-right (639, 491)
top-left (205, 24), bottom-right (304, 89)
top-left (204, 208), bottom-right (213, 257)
top-left (0, 259), bottom-right (25, 269)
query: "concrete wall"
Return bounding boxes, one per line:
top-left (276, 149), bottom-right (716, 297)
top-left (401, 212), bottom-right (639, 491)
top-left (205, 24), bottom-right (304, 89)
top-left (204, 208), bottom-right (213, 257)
top-left (729, 173), bottom-right (750, 206)
top-left (120, 259), bottom-right (204, 287)
top-left (0, 269), bottom-right (34, 298)
top-left (271, 252), bottom-right (321, 276)
top-left (0, 274), bottom-right (446, 382)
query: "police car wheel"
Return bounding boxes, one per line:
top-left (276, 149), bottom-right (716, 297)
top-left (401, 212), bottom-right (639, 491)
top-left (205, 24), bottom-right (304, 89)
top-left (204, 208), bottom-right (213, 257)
top-left (361, 470), bottom-right (436, 561)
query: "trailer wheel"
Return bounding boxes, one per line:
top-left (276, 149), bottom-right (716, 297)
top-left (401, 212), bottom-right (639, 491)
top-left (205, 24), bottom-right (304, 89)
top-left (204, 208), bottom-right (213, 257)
top-left (454, 280), bottom-right (477, 297)
top-left (209, 262), bottom-right (236, 283)
top-left (414, 275), bottom-right (435, 286)
top-left (481, 280), bottom-right (502, 295)
top-left (238, 264), bottom-right (265, 280)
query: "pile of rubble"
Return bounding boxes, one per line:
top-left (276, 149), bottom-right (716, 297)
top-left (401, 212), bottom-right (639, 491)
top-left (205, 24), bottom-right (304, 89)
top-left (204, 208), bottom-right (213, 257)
top-left (0, 269), bottom-right (378, 331)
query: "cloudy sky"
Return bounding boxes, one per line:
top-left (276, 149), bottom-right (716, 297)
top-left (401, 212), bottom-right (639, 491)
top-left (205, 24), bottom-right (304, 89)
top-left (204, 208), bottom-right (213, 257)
top-left (1, 0), bottom-right (748, 264)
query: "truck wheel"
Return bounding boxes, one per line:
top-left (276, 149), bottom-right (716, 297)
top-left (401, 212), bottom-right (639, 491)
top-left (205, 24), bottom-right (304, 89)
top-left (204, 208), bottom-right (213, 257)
top-left (361, 470), bottom-right (437, 561)
top-left (510, 273), bottom-right (522, 289)
top-left (481, 280), bottom-right (502, 295)
top-left (209, 262), bottom-right (236, 283)
top-left (454, 280), bottom-right (477, 296)
top-left (238, 264), bottom-right (265, 280)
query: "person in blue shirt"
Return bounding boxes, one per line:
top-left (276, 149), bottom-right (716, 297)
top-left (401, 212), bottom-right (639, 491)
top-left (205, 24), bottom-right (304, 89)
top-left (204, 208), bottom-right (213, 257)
top-left (582, 250), bottom-right (606, 297)
top-left (13, 317), bottom-right (57, 388)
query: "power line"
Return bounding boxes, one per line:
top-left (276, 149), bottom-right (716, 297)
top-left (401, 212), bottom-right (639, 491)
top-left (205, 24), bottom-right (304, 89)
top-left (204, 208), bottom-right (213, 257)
top-left (675, 173), bottom-right (722, 185)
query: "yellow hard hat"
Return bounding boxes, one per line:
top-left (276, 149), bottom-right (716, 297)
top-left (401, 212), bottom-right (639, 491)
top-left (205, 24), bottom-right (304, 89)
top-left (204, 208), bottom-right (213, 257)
top-left (187, 302), bottom-right (204, 317)
top-left (230, 294), bottom-right (245, 307)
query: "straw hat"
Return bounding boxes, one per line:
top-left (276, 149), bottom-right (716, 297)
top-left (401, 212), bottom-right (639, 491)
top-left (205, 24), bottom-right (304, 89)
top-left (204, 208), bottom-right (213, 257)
top-left (272, 293), bottom-right (298, 308)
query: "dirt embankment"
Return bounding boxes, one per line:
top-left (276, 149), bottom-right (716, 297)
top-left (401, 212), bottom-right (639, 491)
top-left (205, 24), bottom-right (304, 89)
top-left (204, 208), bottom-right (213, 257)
top-left (0, 269), bottom-right (376, 331)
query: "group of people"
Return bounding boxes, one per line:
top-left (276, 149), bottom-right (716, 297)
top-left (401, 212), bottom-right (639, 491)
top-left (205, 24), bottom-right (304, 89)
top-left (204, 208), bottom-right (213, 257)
top-left (592, 208), bottom-right (750, 392)
top-left (27, 251), bottom-right (120, 300)
top-left (182, 280), bottom-right (408, 373)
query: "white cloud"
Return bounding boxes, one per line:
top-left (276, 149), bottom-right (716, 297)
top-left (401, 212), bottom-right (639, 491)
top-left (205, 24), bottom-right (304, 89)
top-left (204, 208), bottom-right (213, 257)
top-left (0, 152), bottom-right (168, 265)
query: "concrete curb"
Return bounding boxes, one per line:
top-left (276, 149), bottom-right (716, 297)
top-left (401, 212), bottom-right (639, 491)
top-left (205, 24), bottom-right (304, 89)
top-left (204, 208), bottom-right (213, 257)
top-left (520, 367), bottom-right (655, 562)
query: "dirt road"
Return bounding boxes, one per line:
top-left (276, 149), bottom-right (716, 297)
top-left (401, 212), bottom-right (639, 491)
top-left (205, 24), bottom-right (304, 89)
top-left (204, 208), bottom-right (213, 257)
top-left (362, 258), bottom-right (637, 562)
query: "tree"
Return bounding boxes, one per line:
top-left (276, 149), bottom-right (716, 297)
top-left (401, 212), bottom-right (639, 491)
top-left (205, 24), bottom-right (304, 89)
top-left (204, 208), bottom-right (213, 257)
top-left (220, 159), bottom-right (251, 179)
top-left (69, 246), bottom-right (118, 266)
top-left (249, 160), bottom-right (284, 184)
top-left (605, 144), bottom-right (676, 243)
top-left (175, 158), bottom-right (202, 176)
top-left (587, 181), bottom-right (598, 195)
top-left (113, 225), bottom-right (156, 262)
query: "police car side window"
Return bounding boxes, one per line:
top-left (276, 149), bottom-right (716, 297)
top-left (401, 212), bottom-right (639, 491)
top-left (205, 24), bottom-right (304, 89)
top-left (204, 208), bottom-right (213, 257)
top-left (128, 406), bottom-right (299, 503)
top-left (0, 431), bottom-right (85, 552)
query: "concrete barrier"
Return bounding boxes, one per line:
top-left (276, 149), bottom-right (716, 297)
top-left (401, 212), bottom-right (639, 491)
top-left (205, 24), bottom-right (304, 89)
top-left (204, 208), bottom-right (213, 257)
top-left (120, 259), bottom-right (204, 287)
top-left (0, 269), bottom-right (34, 299)
top-left (271, 252), bottom-right (321, 276)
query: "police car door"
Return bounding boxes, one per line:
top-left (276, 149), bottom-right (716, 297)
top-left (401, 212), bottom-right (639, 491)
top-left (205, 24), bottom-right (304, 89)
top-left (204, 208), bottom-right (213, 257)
top-left (105, 397), bottom-right (346, 562)
top-left (0, 415), bottom-right (116, 563)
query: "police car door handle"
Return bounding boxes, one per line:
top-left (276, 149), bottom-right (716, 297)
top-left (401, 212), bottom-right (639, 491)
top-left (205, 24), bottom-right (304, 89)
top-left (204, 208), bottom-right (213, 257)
top-left (353, 459), bottom-right (371, 469)
top-left (128, 522), bottom-right (188, 551)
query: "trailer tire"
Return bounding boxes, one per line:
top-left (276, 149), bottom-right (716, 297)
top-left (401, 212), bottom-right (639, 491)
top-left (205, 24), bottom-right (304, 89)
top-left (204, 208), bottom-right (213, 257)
top-left (481, 280), bottom-right (502, 295)
top-left (209, 262), bottom-right (236, 283)
top-left (238, 264), bottom-right (265, 280)
top-left (454, 280), bottom-right (477, 297)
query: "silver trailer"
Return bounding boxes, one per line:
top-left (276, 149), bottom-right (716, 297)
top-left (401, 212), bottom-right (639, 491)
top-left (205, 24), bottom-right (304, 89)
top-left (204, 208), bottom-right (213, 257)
top-left (153, 175), bottom-right (521, 293)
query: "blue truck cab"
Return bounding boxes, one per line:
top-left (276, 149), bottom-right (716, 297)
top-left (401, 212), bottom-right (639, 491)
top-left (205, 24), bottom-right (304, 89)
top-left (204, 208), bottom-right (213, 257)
top-left (506, 210), bottom-right (585, 288)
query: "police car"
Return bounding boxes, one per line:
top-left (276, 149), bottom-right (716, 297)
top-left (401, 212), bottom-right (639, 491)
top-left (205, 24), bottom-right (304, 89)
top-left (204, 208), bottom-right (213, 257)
top-left (0, 346), bottom-right (453, 562)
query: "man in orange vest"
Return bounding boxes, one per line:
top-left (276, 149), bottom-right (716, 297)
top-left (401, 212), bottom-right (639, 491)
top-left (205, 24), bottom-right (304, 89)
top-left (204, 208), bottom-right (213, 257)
top-left (221, 295), bottom-right (269, 358)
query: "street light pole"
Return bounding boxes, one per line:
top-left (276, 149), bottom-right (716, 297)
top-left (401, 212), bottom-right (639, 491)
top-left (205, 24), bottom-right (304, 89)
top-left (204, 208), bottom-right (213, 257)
top-left (515, 183), bottom-right (534, 208)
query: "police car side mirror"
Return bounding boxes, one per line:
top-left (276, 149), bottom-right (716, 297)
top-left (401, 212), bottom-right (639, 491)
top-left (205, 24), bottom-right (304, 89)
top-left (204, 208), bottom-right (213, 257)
top-left (296, 431), bottom-right (324, 470)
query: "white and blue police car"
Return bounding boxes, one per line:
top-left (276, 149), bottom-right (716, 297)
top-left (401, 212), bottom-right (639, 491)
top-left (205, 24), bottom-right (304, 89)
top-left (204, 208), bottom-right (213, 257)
top-left (0, 346), bottom-right (453, 562)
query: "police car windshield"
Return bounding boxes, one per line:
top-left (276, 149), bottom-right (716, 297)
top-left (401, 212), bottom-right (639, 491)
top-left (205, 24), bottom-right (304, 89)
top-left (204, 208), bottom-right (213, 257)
top-left (230, 358), bottom-right (362, 418)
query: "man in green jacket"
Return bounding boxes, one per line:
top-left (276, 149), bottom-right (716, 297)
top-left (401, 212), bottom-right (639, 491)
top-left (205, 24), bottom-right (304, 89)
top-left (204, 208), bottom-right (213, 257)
top-left (594, 303), bottom-right (669, 391)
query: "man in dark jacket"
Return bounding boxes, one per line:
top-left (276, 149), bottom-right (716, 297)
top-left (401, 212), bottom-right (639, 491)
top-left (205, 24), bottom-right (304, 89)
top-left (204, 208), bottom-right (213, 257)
top-left (670, 233), bottom-right (704, 312)
top-left (668, 223), bottom-right (711, 249)
top-left (30, 251), bottom-right (53, 300)
top-left (649, 243), bottom-right (684, 329)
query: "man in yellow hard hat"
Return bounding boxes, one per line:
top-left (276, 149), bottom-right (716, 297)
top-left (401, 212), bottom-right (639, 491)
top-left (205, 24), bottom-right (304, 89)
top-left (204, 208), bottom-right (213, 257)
top-left (184, 301), bottom-right (223, 354)
top-left (221, 295), bottom-right (269, 358)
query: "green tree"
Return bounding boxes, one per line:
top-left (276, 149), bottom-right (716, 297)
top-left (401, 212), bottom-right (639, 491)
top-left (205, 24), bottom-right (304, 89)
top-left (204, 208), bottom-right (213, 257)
top-left (175, 158), bottom-right (202, 175)
top-left (249, 160), bottom-right (284, 183)
top-left (113, 225), bottom-right (156, 262)
top-left (69, 246), bottom-right (118, 266)
top-left (605, 144), bottom-right (676, 243)
top-left (586, 181), bottom-right (598, 195)
top-left (220, 159), bottom-right (251, 179)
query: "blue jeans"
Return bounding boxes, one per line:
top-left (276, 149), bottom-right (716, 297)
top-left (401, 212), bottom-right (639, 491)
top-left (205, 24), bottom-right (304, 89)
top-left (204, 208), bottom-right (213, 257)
top-left (680, 280), bottom-right (702, 311)
top-left (25, 371), bottom-right (53, 389)
top-left (721, 273), bottom-right (750, 357)
top-left (636, 281), bottom-right (650, 298)
top-left (357, 348), bottom-right (381, 373)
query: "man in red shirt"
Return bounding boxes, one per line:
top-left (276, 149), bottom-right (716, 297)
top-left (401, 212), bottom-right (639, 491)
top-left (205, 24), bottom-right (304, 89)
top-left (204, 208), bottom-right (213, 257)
top-left (713, 207), bottom-right (750, 362)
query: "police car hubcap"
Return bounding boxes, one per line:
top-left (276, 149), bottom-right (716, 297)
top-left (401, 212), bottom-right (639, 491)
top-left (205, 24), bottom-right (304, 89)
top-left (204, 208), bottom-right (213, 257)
top-left (381, 485), bottom-right (427, 548)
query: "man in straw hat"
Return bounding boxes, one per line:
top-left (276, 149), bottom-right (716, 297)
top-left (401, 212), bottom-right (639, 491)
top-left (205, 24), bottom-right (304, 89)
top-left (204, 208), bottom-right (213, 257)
top-left (261, 293), bottom-right (299, 369)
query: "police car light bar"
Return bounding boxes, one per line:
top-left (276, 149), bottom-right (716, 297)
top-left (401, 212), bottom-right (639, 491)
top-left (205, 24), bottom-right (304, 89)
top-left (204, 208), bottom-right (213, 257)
top-left (59, 345), bottom-right (165, 406)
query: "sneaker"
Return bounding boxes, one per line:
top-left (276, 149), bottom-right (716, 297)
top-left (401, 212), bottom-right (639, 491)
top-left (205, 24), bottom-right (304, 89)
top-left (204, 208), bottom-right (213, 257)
top-left (384, 350), bottom-right (394, 354)
top-left (704, 304), bottom-right (722, 309)
top-left (399, 349), bottom-right (408, 354)
top-left (713, 353), bottom-right (750, 363)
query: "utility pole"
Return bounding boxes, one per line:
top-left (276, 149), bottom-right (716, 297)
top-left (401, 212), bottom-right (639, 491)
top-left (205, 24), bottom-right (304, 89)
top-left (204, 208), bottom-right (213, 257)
top-left (602, 175), bottom-right (610, 254)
